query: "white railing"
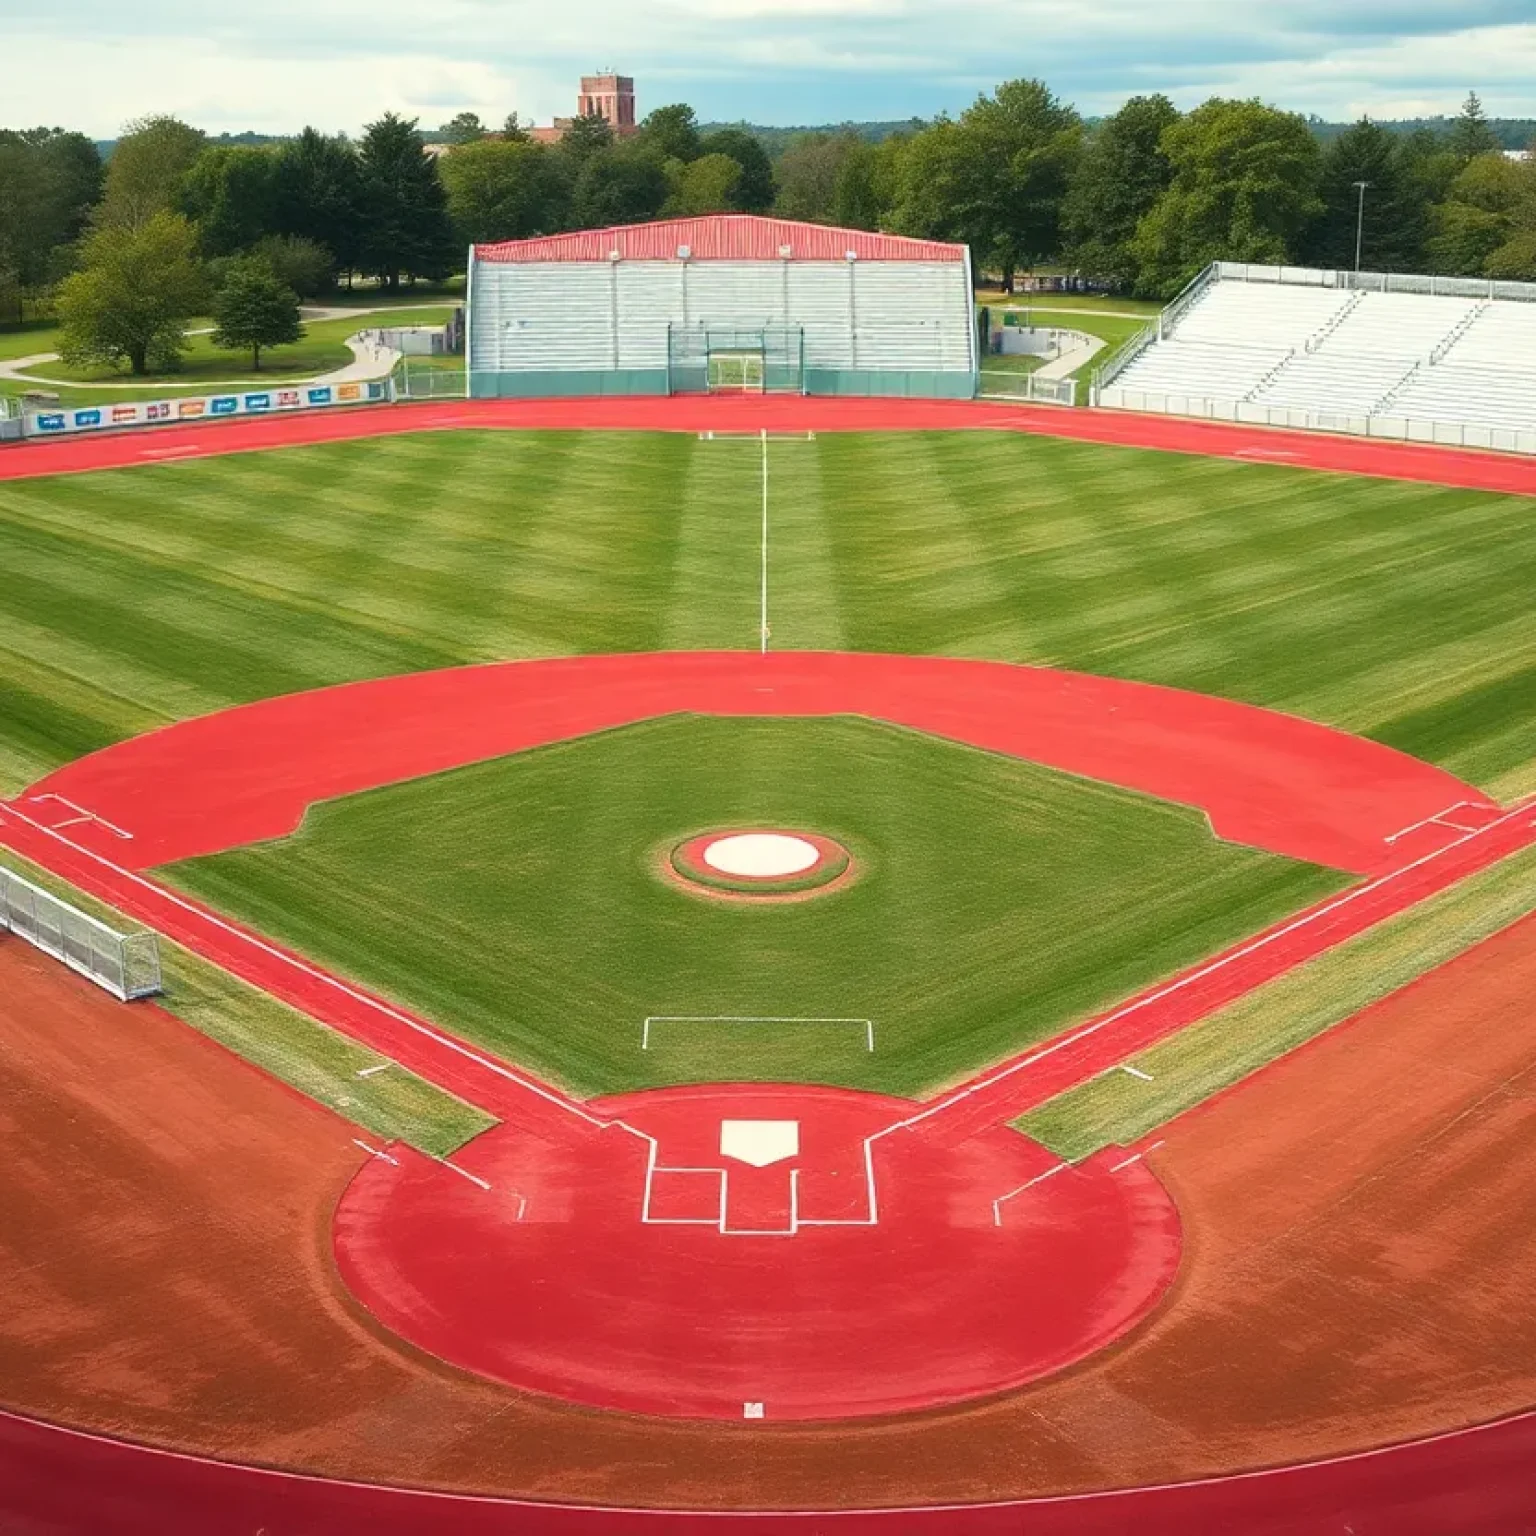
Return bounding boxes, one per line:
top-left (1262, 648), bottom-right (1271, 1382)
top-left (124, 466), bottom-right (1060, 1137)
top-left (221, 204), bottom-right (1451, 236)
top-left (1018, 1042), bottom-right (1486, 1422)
top-left (0, 867), bottom-right (163, 1001)
top-left (1214, 262), bottom-right (1536, 305)
top-left (1095, 385), bottom-right (1536, 458)
top-left (979, 370), bottom-right (1077, 406)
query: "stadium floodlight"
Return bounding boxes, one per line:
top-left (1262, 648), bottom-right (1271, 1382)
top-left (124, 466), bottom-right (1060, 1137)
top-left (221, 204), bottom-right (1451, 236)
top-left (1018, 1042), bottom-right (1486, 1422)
top-left (1353, 181), bottom-right (1371, 274)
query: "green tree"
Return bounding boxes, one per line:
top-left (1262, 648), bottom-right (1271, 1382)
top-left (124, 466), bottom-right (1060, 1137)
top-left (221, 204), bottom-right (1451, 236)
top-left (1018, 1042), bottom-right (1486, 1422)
top-left (1486, 229), bottom-right (1536, 280)
top-left (250, 232), bottom-right (333, 297)
top-left (1131, 98), bottom-right (1323, 298)
top-left (57, 211), bottom-right (205, 375)
top-left (1306, 118), bottom-right (1429, 271)
top-left (665, 152), bottom-right (742, 217)
top-left (774, 132), bottom-right (861, 223)
top-left (831, 135), bottom-right (905, 230)
top-left (570, 145), bottom-right (669, 227)
top-left (639, 104), bottom-right (702, 164)
top-left (439, 112), bottom-right (487, 146)
top-left (272, 128), bottom-right (364, 277)
top-left (0, 128), bottom-right (103, 312)
top-left (356, 113), bottom-right (457, 288)
top-left (440, 137), bottom-right (570, 244)
top-left (502, 112), bottom-right (532, 143)
top-left (99, 115), bottom-right (206, 229)
top-left (1061, 94), bottom-right (1179, 288)
top-left (1426, 153), bottom-right (1530, 274)
top-left (892, 80), bottom-right (1082, 288)
top-left (210, 258), bottom-right (303, 369)
top-left (560, 113), bottom-right (615, 165)
top-left (1450, 92), bottom-right (1502, 165)
top-left (178, 145), bottom-right (278, 255)
top-left (698, 128), bottom-right (775, 211)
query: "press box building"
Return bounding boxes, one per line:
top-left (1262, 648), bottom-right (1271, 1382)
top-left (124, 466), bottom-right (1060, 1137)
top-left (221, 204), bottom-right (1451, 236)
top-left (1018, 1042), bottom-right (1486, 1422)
top-left (466, 215), bottom-right (978, 399)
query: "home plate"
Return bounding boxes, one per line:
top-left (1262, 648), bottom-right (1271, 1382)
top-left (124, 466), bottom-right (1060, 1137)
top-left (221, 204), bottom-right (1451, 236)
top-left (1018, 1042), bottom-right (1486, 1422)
top-left (721, 1119), bottom-right (799, 1167)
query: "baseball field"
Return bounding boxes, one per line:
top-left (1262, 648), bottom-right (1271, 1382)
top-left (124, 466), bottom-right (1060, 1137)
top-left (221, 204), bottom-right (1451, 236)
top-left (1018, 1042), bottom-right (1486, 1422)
top-left (2, 396), bottom-right (1536, 1531)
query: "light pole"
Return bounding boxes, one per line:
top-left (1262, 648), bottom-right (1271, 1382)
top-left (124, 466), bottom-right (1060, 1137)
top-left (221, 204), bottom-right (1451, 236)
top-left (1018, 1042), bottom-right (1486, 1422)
top-left (1352, 181), bottom-right (1371, 274)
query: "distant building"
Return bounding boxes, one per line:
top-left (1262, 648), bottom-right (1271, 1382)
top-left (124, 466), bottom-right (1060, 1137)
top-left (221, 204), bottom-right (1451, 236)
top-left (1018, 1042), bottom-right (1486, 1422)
top-left (531, 74), bottom-right (637, 144)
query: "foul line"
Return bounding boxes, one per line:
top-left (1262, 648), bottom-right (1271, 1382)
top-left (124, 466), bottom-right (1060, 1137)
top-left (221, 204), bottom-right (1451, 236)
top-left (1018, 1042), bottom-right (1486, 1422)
top-left (867, 799), bottom-right (1536, 1151)
top-left (760, 428), bottom-right (770, 654)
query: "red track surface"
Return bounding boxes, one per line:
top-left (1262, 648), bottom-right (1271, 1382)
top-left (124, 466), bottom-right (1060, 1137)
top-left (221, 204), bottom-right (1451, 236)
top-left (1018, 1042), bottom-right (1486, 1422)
top-left (4, 1405), bottom-right (1535, 1534)
top-left (4, 394), bottom-right (1536, 496)
top-left (14, 649), bottom-right (1491, 874)
top-left (335, 1084), bottom-right (1180, 1420)
top-left (3, 652), bottom-right (1532, 1151)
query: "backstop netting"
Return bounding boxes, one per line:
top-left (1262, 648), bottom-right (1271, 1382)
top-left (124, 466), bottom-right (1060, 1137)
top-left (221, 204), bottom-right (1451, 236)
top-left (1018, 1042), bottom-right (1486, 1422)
top-left (0, 867), bottom-right (163, 1001)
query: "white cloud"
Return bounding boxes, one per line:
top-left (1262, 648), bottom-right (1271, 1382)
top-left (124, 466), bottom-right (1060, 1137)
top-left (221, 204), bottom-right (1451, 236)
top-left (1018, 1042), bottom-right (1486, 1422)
top-left (1, 1), bottom-right (1534, 135)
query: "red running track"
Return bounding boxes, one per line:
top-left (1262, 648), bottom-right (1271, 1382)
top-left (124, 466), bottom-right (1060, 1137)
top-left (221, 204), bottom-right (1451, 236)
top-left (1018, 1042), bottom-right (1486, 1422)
top-left (3, 1403), bottom-right (1535, 1534)
top-left (3, 394), bottom-right (1536, 496)
top-left (3, 653), bottom-right (1533, 1150)
top-left (14, 650), bottom-right (1493, 874)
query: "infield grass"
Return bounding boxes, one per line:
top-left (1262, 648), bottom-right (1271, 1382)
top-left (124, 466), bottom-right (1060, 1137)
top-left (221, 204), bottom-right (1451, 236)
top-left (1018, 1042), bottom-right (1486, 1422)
top-left (1019, 840), bottom-right (1536, 1160)
top-left (165, 715), bottom-right (1339, 1098)
top-left (2, 429), bottom-right (1533, 803)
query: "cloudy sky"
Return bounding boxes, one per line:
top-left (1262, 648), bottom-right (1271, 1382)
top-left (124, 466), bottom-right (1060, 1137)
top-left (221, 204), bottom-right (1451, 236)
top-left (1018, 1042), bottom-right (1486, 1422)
top-left (4, 0), bottom-right (1535, 137)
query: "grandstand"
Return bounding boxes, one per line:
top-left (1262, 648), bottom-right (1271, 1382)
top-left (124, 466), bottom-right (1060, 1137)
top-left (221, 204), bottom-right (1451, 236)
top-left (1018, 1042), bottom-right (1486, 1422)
top-left (1095, 264), bottom-right (1536, 454)
top-left (466, 215), bottom-right (978, 400)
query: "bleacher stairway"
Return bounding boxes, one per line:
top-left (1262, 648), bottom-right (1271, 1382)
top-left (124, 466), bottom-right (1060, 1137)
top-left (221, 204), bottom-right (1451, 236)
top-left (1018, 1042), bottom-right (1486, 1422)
top-left (1099, 267), bottom-right (1536, 453)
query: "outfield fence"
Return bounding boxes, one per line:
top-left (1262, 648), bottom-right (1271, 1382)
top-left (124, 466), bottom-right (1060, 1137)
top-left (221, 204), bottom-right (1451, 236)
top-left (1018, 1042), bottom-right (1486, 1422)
top-left (0, 867), bottom-right (163, 1000)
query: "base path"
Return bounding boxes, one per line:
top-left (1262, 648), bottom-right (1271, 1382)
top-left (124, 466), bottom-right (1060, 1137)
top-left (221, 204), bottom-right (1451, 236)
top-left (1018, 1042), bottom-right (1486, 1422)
top-left (3, 395), bottom-right (1536, 496)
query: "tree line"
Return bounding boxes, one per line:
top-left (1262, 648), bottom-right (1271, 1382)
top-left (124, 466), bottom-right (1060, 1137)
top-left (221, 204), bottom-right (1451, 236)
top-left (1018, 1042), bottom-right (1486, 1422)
top-left (3, 84), bottom-right (1534, 375)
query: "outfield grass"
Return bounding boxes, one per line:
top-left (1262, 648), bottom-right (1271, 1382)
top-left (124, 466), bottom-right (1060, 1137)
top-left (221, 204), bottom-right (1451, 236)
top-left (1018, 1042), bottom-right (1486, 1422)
top-left (165, 715), bottom-right (1338, 1098)
top-left (1018, 840), bottom-right (1536, 1160)
top-left (1, 429), bottom-right (1533, 806)
top-left (0, 848), bottom-right (493, 1155)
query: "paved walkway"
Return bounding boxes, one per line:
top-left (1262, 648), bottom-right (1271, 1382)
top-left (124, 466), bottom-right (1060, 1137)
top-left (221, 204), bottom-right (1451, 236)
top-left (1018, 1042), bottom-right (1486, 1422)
top-left (1034, 332), bottom-right (1106, 381)
top-left (0, 304), bottom-right (432, 393)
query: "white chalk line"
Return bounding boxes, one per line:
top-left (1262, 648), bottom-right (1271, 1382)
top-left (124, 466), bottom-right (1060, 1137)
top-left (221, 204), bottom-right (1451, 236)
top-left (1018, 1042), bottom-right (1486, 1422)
top-left (351, 1137), bottom-right (399, 1167)
top-left (25, 794), bottom-right (134, 840)
top-left (642, 1015), bottom-right (874, 1052)
top-left (10, 795), bottom-right (1530, 1243)
top-left (870, 799), bottom-right (1535, 1153)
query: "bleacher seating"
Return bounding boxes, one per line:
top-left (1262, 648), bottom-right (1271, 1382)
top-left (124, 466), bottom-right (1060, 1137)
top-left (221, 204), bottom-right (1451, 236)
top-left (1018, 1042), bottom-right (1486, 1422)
top-left (1101, 268), bottom-right (1536, 448)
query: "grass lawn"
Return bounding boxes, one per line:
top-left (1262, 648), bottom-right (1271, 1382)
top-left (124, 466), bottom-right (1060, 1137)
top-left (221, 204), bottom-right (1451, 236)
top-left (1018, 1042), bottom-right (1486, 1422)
top-left (18, 308), bottom-right (456, 389)
top-left (1, 428), bottom-right (1534, 807)
top-left (1018, 840), bottom-right (1536, 1160)
top-left (164, 715), bottom-right (1338, 1098)
top-left (0, 847), bottom-right (493, 1155)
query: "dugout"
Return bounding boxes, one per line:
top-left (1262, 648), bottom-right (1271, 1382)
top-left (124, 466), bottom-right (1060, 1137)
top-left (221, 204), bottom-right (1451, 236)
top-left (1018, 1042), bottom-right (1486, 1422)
top-left (466, 215), bottom-right (978, 400)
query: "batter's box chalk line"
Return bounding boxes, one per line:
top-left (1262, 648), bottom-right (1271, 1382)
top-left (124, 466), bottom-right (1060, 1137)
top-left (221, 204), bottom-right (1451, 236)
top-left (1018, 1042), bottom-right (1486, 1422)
top-left (641, 1015), bottom-right (874, 1051)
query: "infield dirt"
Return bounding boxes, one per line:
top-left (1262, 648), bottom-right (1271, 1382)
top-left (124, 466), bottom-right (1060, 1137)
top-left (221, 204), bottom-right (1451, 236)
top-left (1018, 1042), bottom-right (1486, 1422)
top-left (3, 906), bottom-right (1536, 1510)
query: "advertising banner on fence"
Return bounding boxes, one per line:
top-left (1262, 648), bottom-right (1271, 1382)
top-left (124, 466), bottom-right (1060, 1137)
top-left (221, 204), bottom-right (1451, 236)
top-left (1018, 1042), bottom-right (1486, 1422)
top-left (25, 379), bottom-right (387, 438)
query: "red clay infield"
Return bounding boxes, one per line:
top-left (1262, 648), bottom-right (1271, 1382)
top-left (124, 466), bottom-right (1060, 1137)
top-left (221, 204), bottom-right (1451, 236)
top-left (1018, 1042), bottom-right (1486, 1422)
top-left (334, 1083), bottom-right (1181, 1420)
top-left (4, 394), bottom-right (1536, 498)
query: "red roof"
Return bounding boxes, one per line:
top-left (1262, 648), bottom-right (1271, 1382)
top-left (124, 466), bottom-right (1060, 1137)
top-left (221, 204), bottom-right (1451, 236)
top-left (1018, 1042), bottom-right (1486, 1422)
top-left (474, 215), bottom-right (966, 265)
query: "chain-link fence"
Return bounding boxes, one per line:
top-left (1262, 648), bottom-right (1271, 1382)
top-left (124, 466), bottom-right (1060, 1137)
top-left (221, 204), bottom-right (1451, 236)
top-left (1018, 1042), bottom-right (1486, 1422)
top-left (0, 867), bottom-right (162, 1001)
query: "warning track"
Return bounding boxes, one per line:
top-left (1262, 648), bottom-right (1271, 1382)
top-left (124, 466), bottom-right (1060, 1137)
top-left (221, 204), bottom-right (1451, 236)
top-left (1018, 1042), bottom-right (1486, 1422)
top-left (4, 394), bottom-right (1536, 496)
